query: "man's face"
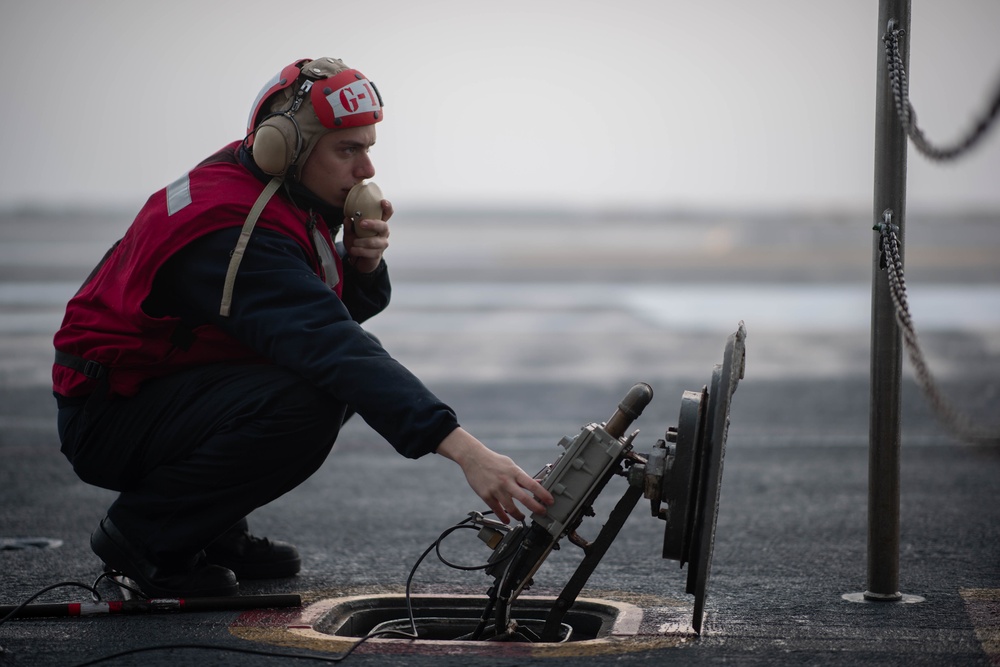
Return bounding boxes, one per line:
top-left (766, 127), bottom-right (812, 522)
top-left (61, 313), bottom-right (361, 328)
top-left (299, 125), bottom-right (377, 208)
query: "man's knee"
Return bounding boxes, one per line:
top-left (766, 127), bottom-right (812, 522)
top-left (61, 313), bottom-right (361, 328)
top-left (215, 366), bottom-right (344, 455)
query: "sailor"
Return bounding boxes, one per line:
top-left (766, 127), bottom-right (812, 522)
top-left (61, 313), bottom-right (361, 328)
top-left (53, 57), bottom-right (553, 598)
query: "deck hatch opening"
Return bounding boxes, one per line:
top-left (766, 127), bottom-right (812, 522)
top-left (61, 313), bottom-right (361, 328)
top-left (313, 595), bottom-right (634, 644)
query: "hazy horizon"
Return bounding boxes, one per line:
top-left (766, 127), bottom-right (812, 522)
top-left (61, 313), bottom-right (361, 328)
top-left (2, 1), bottom-right (999, 214)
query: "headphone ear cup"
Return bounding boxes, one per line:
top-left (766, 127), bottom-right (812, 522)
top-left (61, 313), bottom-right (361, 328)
top-left (252, 115), bottom-right (300, 175)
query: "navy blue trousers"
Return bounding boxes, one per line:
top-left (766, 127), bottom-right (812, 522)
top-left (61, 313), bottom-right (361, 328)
top-left (58, 364), bottom-right (344, 564)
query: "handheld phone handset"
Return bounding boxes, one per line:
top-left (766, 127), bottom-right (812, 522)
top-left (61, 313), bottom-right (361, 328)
top-left (344, 181), bottom-right (384, 238)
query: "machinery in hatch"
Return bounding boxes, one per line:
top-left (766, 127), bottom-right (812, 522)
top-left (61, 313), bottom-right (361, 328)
top-left (469, 322), bottom-right (746, 640)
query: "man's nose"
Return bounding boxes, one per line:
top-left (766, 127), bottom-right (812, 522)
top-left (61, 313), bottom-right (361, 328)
top-left (355, 154), bottom-right (375, 180)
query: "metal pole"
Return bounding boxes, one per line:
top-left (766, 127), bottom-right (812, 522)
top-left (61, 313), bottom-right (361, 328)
top-left (867, 0), bottom-right (910, 601)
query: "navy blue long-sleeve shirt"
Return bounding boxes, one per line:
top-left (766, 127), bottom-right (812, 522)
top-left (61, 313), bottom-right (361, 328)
top-left (144, 224), bottom-right (459, 460)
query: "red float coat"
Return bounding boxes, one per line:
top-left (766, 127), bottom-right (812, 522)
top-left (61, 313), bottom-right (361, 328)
top-left (52, 142), bottom-right (342, 398)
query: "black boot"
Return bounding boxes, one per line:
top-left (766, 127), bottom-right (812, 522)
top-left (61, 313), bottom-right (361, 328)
top-left (91, 517), bottom-right (238, 598)
top-left (204, 519), bottom-right (300, 579)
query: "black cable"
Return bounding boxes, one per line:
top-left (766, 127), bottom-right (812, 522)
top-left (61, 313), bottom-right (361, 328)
top-left (4, 512), bottom-right (525, 666)
top-left (69, 624), bottom-right (424, 666)
top-left (0, 582), bottom-right (99, 627)
top-left (0, 580), bottom-right (362, 665)
top-left (465, 588), bottom-right (498, 641)
top-left (434, 524), bottom-right (495, 571)
top-left (493, 540), bottom-right (522, 635)
top-left (90, 570), bottom-right (144, 600)
top-left (403, 512), bottom-right (527, 640)
top-left (402, 518), bottom-right (479, 636)
top-left (71, 642), bottom-right (348, 666)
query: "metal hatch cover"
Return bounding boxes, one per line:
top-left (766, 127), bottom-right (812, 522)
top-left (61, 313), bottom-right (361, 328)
top-left (645, 321), bottom-right (745, 633)
top-left (684, 321), bottom-right (746, 632)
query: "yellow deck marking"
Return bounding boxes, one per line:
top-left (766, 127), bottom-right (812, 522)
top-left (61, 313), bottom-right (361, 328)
top-left (961, 588), bottom-right (1000, 665)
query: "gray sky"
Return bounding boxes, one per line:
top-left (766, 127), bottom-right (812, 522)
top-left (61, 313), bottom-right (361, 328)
top-left (1, 0), bottom-right (998, 213)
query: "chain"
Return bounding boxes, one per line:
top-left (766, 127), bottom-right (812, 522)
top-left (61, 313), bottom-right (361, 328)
top-left (874, 211), bottom-right (999, 445)
top-left (883, 22), bottom-right (1000, 161)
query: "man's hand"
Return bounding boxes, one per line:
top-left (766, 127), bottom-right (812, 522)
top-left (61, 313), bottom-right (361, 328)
top-left (343, 198), bottom-right (392, 273)
top-left (436, 427), bottom-right (555, 524)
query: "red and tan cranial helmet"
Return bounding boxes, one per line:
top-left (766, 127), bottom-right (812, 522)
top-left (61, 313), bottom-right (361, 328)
top-left (246, 57), bottom-right (383, 177)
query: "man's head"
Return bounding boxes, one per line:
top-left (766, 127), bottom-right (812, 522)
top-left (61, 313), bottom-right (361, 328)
top-left (298, 124), bottom-right (377, 208)
top-left (246, 57), bottom-right (383, 181)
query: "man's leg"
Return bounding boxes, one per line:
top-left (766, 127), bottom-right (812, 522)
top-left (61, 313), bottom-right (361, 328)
top-left (61, 364), bottom-right (344, 592)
